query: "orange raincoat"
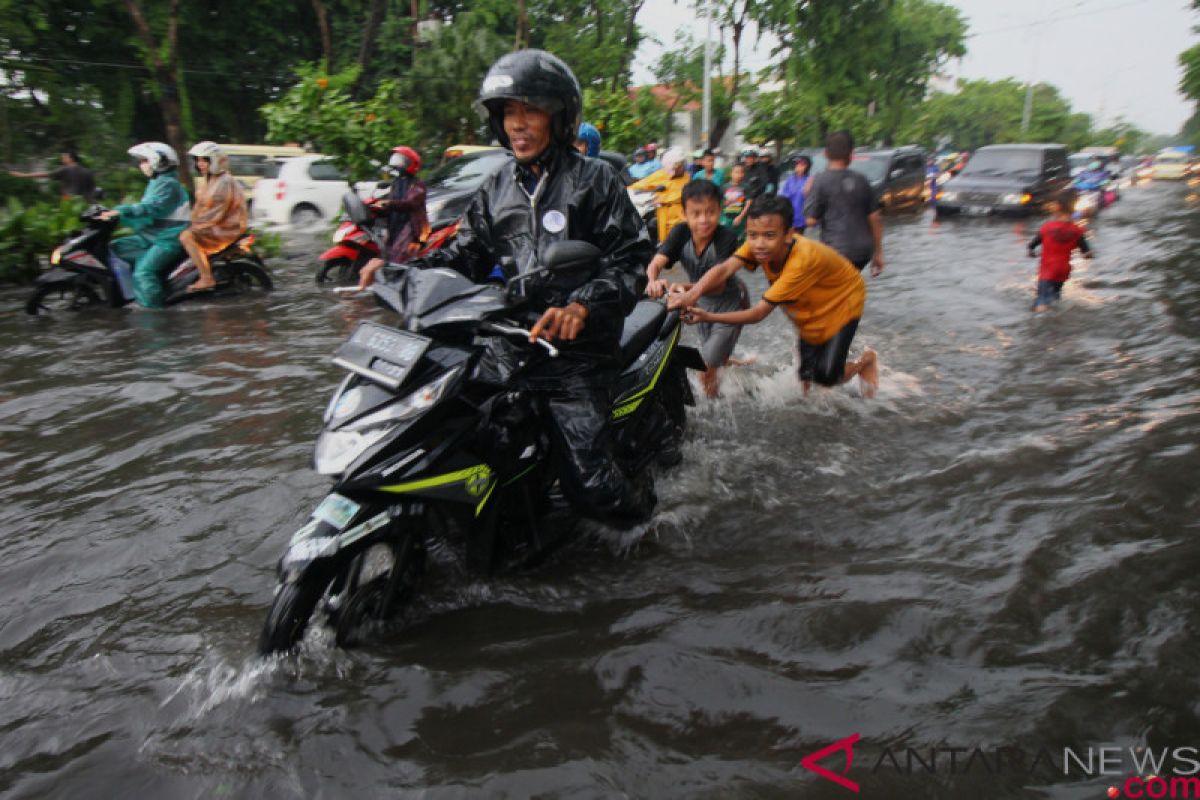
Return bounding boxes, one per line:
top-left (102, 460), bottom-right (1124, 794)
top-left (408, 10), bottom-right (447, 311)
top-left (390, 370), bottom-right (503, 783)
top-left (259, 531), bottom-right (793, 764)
top-left (188, 151), bottom-right (248, 253)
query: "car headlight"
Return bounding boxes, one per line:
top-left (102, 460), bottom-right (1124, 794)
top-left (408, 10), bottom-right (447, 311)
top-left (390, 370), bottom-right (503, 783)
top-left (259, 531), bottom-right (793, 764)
top-left (939, 191), bottom-right (957, 202)
top-left (314, 368), bottom-right (461, 476)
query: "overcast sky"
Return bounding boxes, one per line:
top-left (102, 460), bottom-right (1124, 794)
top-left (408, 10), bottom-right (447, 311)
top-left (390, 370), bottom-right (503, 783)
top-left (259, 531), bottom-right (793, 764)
top-left (632, 0), bottom-right (1197, 135)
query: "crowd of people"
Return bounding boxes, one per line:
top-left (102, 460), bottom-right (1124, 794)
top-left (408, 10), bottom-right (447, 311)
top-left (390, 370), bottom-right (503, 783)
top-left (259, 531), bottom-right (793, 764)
top-left (597, 130), bottom-right (884, 400)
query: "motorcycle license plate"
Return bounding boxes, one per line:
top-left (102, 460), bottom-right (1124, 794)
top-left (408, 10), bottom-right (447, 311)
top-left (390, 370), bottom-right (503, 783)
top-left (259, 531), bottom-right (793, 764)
top-left (965, 206), bottom-right (990, 216)
top-left (333, 321), bottom-right (430, 390)
top-left (312, 493), bottom-right (360, 529)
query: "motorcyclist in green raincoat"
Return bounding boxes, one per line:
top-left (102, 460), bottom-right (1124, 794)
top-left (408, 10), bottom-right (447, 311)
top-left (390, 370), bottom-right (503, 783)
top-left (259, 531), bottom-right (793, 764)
top-left (100, 142), bottom-right (191, 308)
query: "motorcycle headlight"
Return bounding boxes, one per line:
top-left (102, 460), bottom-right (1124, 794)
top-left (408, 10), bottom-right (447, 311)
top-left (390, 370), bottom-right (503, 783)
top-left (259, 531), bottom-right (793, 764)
top-left (426, 198), bottom-right (447, 221)
top-left (314, 368), bottom-right (461, 476)
top-left (332, 227), bottom-right (347, 243)
top-left (50, 247), bottom-right (62, 266)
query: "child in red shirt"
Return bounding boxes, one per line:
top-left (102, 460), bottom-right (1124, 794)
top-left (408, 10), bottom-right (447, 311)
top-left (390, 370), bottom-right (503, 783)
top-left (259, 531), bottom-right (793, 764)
top-left (1028, 190), bottom-right (1093, 311)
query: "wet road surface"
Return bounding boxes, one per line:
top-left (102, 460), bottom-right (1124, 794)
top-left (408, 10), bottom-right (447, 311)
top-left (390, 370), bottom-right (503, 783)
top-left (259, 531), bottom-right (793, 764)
top-left (0, 181), bottom-right (1198, 798)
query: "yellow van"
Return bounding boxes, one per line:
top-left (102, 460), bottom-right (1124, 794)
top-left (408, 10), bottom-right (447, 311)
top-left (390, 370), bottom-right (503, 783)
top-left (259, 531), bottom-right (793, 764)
top-left (1151, 151), bottom-right (1188, 180)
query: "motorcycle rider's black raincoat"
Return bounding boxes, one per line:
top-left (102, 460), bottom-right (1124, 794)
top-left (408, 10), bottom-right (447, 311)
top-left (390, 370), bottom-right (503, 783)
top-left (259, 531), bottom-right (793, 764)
top-left (389, 145), bottom-right (656, 528)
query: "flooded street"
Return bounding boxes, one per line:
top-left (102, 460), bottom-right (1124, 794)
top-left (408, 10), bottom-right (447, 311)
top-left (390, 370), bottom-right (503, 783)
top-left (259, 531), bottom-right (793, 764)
top-left (1, 181), bottom-right (1198, 798)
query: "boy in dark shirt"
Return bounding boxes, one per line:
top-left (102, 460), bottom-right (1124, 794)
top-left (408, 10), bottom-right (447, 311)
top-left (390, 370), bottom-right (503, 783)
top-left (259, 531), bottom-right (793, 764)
top-left (645, 179), bottom-right (748, 397)
top-left (1028, 190), bottom-right (1093, 311)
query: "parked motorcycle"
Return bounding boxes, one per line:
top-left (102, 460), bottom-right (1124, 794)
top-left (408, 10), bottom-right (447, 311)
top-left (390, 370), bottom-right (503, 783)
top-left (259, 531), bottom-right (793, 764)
top-left (258, 240), bottom-right (704, 653)
top-left (316, 190), bottom-right (460, 285)
top-left (26, 205), bottom-right (271, 314)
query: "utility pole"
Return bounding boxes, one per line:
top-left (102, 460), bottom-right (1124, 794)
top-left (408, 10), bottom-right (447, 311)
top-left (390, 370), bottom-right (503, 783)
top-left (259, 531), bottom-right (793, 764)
top-left (1021, 30), bottom-right (1040, 134)
top-left (702, 0), bottom-right (713, 146)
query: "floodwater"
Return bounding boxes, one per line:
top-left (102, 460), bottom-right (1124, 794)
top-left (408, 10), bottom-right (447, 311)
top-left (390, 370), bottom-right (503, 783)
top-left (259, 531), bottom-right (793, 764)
top-left (1, 182), bottom-right (1197, 799)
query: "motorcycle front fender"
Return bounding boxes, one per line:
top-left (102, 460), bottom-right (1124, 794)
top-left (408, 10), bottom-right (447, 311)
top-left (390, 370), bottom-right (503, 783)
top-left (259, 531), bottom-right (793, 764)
top-left (320, 244), bottom-right (370, 262)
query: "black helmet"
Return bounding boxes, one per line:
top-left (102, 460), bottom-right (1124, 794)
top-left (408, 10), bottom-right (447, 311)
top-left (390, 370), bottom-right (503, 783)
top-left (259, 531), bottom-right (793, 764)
top-left (476, 49), bottom-right (582, 151)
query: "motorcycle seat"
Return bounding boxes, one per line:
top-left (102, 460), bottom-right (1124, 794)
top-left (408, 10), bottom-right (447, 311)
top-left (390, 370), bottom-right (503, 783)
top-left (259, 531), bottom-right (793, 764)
top-left (619, 299), bottom-right (667, 364)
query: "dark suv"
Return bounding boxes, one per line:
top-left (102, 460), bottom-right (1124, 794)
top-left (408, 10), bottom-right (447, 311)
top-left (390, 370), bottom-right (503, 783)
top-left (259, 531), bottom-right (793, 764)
top-left (423, 148), bottom-right (511, 229)
top-left (849, 146), bottom-right (928, 212)
top-left (936, 144), bottom-right (1070, 218)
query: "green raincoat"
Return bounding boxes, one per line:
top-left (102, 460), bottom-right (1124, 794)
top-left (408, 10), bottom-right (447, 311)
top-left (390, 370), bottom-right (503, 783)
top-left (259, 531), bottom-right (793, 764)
top-left (111, 173), bottom-right (191, 308)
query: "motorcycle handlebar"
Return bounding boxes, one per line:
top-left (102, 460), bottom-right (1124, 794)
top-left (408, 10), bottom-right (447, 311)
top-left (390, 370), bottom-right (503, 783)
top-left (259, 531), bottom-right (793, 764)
top-left (481, 321), bottom-right (560, 358)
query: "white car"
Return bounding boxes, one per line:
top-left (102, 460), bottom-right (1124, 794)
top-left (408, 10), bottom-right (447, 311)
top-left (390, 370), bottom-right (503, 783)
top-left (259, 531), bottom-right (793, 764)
top-left (252, 155), bottom-right (353, 226)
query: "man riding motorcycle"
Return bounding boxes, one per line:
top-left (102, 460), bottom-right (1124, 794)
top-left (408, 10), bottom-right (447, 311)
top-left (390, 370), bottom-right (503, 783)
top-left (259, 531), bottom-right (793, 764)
top-left (99, 142), bottom-right (191, 308)
top-left (359, 49), bottom-right (656, 529)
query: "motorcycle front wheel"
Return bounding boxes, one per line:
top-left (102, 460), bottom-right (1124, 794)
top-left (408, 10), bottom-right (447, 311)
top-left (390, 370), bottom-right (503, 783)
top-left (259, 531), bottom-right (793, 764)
top-left (257, 569), bottom-right (333, 655)
top-left (25, 279), bottom-right (101, 315)
top-left (315, 257), bottom-right (360, 286)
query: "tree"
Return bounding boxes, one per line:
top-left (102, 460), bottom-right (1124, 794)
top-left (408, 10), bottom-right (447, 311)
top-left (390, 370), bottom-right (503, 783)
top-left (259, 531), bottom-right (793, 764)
top-left (122, 0), bottom-right (189, 186)
top-left (743, 0), bottom-right (963, 144)
top-left (260, 64), bottom-right (419, 178)
top-left (897, 79), bottom-right (1093, 151)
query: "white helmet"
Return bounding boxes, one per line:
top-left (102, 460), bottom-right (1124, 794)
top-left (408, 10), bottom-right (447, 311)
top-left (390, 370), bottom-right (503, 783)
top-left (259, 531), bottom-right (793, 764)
top-left (187, 141), bottom-right (230, 174)
top-left (128, 141), bottom-right (179, 173)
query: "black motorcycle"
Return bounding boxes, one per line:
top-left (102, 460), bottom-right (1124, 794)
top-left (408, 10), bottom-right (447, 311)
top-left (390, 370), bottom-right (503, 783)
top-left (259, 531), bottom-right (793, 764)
top-left (258, 241), bottom-right (704, 653)
top-left (25, 205), bottom-right (272, 315)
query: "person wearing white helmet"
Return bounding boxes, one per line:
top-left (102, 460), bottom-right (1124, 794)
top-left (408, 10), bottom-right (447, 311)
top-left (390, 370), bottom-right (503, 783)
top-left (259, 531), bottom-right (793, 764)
top-left (179, 141), bottom-right (247, 292)
top-left (99, 142), bottom-right (191, 308)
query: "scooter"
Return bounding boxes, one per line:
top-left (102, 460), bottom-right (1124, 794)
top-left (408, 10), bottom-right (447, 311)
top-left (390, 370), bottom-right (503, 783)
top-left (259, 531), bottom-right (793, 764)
top-left (628, 187), bottom-right (660, 246)
top-left (26, 205), bottom-right (271, 315)
top-left (316, 190), bottom-right (461, 285)
top-left (1072, 175), bottom-right (1113, 220)
top-left (258, 240), bottom-right (705, 653)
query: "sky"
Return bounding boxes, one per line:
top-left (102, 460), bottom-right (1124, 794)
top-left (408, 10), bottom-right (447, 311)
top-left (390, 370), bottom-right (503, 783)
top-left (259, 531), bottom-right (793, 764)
top-left (631, 0), bottom-right (1198, 135)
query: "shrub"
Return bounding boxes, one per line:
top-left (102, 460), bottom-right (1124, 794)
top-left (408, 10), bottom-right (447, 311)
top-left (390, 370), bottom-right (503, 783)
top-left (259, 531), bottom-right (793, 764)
top-left (0, 197), bottom-right (89, 284)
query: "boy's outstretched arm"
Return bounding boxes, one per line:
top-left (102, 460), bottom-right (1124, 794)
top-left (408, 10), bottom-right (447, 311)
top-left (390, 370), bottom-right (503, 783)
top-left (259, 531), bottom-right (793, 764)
top-left (684, 298), bottom-right (774, 326)
top-left (1078, 235), bottom-right (1094, 258)
top-left (1027, 232), bottom-right (1043, 257)
top-left (667, 254), bottom-right (744, 310)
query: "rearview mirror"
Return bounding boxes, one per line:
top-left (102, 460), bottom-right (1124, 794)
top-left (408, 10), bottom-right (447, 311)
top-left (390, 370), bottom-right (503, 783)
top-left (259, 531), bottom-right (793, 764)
top-left (342, 191), bottom-right (371, 227)
top-left (543, 240), bottom-right (602, 275)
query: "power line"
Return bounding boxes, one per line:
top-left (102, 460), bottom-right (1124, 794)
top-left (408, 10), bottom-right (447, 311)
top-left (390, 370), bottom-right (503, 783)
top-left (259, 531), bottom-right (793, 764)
top-left (967, 0), bottom-right (1163, 38)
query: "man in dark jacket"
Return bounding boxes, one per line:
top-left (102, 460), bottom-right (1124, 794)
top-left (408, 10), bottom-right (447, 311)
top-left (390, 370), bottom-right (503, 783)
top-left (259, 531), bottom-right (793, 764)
top-left (359, 49), bottom-right (656, 528)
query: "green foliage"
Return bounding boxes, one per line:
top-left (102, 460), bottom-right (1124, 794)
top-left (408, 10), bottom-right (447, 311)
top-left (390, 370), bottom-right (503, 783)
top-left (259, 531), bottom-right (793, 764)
top-left (895, 79), bottom-right (1097, 151)
top-left (0, 196), bottom-right (87, 284)
top-left (403, 9), bottom-right (511, 150)
top-left (741, 0), bottom-right (966, 145)
top-left (0, 173), bottom-right (51, 206)
top-left (583, 85), bottom-right (670, 153)
top-left (260, 63), bottom-right (420, 180)
top-left (252, 229), bottom-right (284, 260)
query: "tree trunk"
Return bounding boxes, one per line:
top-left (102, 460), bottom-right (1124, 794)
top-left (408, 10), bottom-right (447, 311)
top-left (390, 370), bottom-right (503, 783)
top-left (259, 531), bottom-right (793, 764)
top-left (710, 2), bottom-right (748, 151)
top-left (310, 0), bottom-right (333, 72)
top-left (613, 0), bottom-right (645, 90)
top-left (411, 0), bottom-right (421, 68)
top-left (354, 0), bottom-right (388, 96)
top-left (123, 0), bottom-right (190, 190)
top-left (515, 0), bottom-right (529, 50)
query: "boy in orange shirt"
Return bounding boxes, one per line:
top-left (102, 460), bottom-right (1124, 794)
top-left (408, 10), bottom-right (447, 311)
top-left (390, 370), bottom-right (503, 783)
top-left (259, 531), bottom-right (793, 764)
top-left (668, 194), bottom-right (879, 397)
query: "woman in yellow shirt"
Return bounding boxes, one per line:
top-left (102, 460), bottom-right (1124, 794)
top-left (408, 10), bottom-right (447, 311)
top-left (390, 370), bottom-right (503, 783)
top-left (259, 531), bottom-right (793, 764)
top-left (667, 194), bottom-right (879, 397)
top-left (629, 147), bottom-right (690, 242)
